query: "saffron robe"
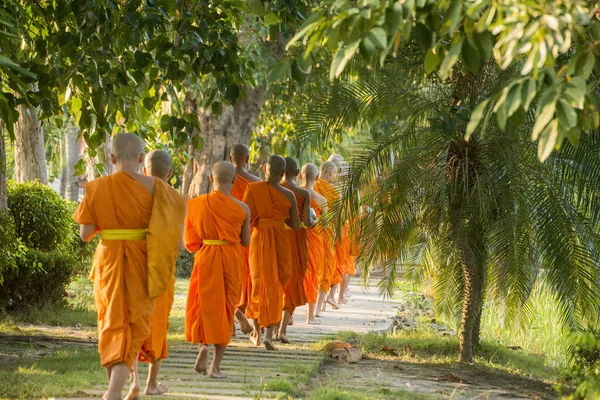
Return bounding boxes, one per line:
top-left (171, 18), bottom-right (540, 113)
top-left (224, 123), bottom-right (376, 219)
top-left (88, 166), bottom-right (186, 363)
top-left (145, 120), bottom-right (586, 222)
top-left (184, 191), bottom-right (245, 346)
top-left (73, 172), bottom-right (184, 369)
top-left (243, 182), bottom-right (292, 327)
top-left (303, 198), bottom-right (324, 303)
top-left (140, 275), bottom-right (175, 362)
top-left (232, 174), bottom-right (253, 309)
top-left (282, 183), bottom-right (308, 313)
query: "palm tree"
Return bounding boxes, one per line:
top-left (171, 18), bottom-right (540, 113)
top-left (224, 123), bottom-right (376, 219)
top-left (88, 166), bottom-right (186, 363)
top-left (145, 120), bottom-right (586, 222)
top-left (298, 53), bottom-right (600, 362)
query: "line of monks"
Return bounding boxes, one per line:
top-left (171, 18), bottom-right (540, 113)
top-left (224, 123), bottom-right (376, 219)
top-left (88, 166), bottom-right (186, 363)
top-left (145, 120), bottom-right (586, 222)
top-left (74, 134), bottom-right (356, 400)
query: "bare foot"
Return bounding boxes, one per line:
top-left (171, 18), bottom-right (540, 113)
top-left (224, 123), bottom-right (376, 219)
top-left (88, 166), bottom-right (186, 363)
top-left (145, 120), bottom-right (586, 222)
top-left (307, 318), bottom-right (321, 325)
top-left (249, 330), bottom-right (261, 347)
top-left (326, 298), bottom-right (340, 309)
top-left (124, 385), bottom-right (141, 400)
top-left (264, 339), bottom-right (277, 351)
top-left (315, 312), bottom-right (322, 318)
top-left (209, 370), bottom-right (228, 379)
top-left (144, 382), bottom-right (168, 396)
top-left (194, 346), bottom-right (209, 375)
top-left (288, 316), bottom-right (294, 326)
top-left (278, 334), bottom-right (290, 344)
top-left (236, 310), bottom-right (253, 334)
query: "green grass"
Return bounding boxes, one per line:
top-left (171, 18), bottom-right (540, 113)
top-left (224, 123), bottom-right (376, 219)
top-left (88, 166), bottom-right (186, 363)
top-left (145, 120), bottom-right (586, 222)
top-left (307, 386), bottom-right (434, 400)
top-left (0, 344), bottom-right (104, 399)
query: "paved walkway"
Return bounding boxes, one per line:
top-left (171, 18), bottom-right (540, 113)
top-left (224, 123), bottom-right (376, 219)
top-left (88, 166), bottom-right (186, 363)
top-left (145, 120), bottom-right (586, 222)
top-left (69, 280), bottom-right (400, 399)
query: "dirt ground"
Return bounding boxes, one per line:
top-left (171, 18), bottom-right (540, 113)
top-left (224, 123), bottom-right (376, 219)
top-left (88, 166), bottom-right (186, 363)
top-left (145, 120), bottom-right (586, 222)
top-left (316, 356), bottom-right (559, 400)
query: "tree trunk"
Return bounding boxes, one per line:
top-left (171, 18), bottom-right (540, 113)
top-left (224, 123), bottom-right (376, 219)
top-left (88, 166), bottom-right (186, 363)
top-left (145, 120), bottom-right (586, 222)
top-left (59, 129), bottom-right (67, 198)
top-left (86, 134), bottom-right (113, 182)
top-left (186, 86), bottom-right (265, 198)
top-left (0, 124), bottom-right (7, 212)
top-left (14, 104), bottom-right (48, 184)
top-left (65, 122), bottom-right (80, 201)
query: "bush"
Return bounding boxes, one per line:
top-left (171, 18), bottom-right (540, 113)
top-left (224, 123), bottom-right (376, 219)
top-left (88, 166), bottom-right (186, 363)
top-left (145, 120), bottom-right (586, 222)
top-left (7, 180), bottom-right (74, 251)
top-left (66, 201), bottom-right (98, 278)
top-left (564, 330), bottom-right (600, 399)
top-left (0, 211), bottom-right (23, 284)
top-left (175, 251), bottom-right (194, 279)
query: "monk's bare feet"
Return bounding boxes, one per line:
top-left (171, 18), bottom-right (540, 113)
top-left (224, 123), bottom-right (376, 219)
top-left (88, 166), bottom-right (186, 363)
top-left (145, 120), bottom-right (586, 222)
top-left (194, 346), bottom-right (209, 375)
top-left (144, 382), bottom-right (168, 396)
top-left (236, 310), bottom-right (253, 334)
top-left (209, 369), bottom-right (228, 379)
top-left (326, 298), bottom-right (340, 309)
top-left (278, 334), bottom-right (290, 344)
top-left (288, 316), bottom-right (294, 326)
top-left (249, 330), bottom-right (262, 347)
top-left (124, 385), bottom-right (141, 400)
top-left (307, 318), bottom-right (321, 325)
top-left (264, 339), bottom-right (277, 351)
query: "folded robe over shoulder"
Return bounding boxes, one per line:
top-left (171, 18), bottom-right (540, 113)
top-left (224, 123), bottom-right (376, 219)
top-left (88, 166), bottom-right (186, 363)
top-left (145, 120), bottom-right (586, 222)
top-left (73, 172), bottom-right (184, 369)
top-left (184, 191), bottom-right (245, 346)
top-left (282, 183), bottom-right (308, 313)
top-left (231, 174), bottom-right (252, 310)
top-left (243, 181), bottom-right (292, 327)
top-left (304, 198), bottom-right (324, 303)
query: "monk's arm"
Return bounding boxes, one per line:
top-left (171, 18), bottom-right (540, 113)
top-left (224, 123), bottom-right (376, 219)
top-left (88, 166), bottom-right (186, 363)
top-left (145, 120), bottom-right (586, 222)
top-left (302, 192), bottom-right (312, 228)
top-left (183, 211), bottom-right (201, 252)
top-left (178, 206), bottom-right (187, 252)
top-left (286, 196), bottom-right (301, 230)
top-left (240, 205), bottom-right (251, 247)
top-left (79, 224), bottom-right (97, 242)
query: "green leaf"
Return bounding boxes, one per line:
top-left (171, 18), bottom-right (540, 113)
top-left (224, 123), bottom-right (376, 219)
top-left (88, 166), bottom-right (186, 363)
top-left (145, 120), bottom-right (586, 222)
top-left (465, 98), bottom-right (489, 140)
top-left (142, 97), bottom-right (156, 111)
top-left (531, 90), bottom-right (559, 141)
top-left (590, 22), bottom-right (600, 41)
top-left (386, 2), bottom-right (404, 34)
top-left (443, 0), bottom-right (461, 36)
top-left (563, 77), bottom-right (586, 110)
top-left (537, 118), bottom-right (559, 162)
top-left (556, 98), bottom-right (577, 130)
top-left (268, 60), bottom-right (291, 83)
top-left (192, 136), bottom-right (204, 151)
top-left (71, 97), bottom-right (82, 113)
top-left (367, 27), bottom-right (388, 50)
top-left (506, 82), bottom-right (522, 117)
top-left (521, 78), bottom-right (536, 111)
top-left (575, 51), bottom-right (595, 80)
top-left (291, 60), bottom-right (307, 84)
top-left (160, 114), bottom-right (171, 132)
top-left (330, 39), bottom-right (361, 80)
top-left (286, 10), bottom-right (325, 50)
top-left (224, 84), bottom-right (240, 104)
top-left (462, 37), bottom-right (480, 75)
top-left (439, 38), bottom-right (463, 80)
top-left (248, 0), bottom-right (266, 16)
top-left (497, 101), bottom-right (508, 131)
top-left (424, 47), bottom-right (440, 74)
top-left (473, 31), bottom-right (493, 60)
top-left (265, 11), bottom-right (280, 25)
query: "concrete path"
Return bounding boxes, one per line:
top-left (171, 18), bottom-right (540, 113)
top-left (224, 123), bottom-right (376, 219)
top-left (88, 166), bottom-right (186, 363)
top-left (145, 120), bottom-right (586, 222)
top-left (63, 280), bottom-right (400, 399)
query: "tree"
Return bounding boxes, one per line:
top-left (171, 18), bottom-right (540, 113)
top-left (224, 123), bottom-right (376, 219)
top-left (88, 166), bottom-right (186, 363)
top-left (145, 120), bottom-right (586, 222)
top-left (65, 121), bottom-right (81, 202)
top-left (300, 54), bottom-right (600, 362)
top-left (289, 0), bottom-right (600, 162)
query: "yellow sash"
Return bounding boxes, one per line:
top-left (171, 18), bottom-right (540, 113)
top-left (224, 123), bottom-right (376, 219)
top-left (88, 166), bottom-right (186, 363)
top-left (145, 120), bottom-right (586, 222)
top-left (284, 223), bottom-right (306, 230)
top-left (99, 229), bottom-right (148, 240)
top-left (203, 239), bottom-right (230, 245)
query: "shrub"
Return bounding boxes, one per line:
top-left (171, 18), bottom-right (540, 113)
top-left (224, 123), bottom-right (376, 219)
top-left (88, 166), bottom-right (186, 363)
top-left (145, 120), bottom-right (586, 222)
top-left (564, 330), bottom-right (600, 399)
top-left (0, 248), bottom-right (75, 311)
top-left (175, 251), bottom-right (194, 279)
top-left (0, 211), bottom-right (22, 284)
top-left (66, 201), bottom-right (98, 277)
top-left (7, 180), bottom-right (74, 251)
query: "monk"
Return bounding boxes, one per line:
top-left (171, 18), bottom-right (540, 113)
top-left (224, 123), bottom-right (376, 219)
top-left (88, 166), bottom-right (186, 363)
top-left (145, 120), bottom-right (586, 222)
top-left (314, 161), bottom-right (343, 311)
top-left (300, 163), bottom-right (330, 324)
top-left (243, 155), bottom-right (300, 350)
top-left (185, 161), bottom-right (250, 378)
top-left (74, 134), bottom-right (186, 400)
top-left (229, 144), bottom-right (261, 335)
top-left (278, 157), bottom-right (313, 342)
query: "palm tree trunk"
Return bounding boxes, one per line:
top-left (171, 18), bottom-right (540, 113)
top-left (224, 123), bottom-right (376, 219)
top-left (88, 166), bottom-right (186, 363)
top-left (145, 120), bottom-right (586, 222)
top-left (14, 103), bottom-right (48, 184)
top-left (59, 129), bottom-right (67, 198)
top-left (65, 122), bottom-right (80, 201)
top-left (0, 124), bottom-right (7, 212)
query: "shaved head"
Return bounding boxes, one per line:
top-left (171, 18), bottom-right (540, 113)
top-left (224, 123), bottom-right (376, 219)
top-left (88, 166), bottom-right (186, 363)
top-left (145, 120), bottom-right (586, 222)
top-left (145, 150), bottom-right (173, 180)
top-left (231, 144), bottom-right (250, 161)
top-left (284, 157), bottom-right (299, 175)
top-left (112, 133), bottom-right (144, 162)
top-left (320, 161), bottom-right (337, 176)
top-left (302, 163), bottom-right (318, 182)
top-left (212, 161), bottom-right (236, 184)
top-left (267, 155), bottom-right (286, 177)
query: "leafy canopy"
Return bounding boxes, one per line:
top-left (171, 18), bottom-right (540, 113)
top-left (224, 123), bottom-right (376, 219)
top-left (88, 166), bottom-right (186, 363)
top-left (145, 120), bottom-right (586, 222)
top-left (288, 0), bottom-right (600, 161)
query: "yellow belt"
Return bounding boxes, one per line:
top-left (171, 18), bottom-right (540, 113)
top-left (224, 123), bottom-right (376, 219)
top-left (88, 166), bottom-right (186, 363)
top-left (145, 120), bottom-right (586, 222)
top-left (203, 240), bottom-right (230, 245)
top-left (285, 223), bottom-right (306, 230)
top-left (258, 218), bottom-right (285, 229)
top-left (100, 229), bottom-right (148, 240)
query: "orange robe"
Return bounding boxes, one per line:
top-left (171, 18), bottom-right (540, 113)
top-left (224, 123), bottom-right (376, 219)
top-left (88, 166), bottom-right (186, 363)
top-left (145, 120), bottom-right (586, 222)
top-left (184, 191), bottom-right (245, 346)
top-left (304, 198), bottom-right (324, 302)
top-left (73, 172), bottom-right (184, 369)
top-left (140, 275), bottom-right (175, 362)
top-left (232, 174), bottom-right (252, 310)
top-left (243, 182), bottom-right (292, 327)
top-left (282, 183), bottom-right (308, 313)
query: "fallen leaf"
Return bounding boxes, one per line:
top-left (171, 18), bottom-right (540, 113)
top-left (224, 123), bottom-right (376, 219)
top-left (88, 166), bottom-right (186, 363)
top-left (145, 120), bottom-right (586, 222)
top-left (322, 341), bottom-right (353, 352)
top-left (438, 373), bottom-right (471, 384)
top-left (381, 345), bottom-right (399, 356)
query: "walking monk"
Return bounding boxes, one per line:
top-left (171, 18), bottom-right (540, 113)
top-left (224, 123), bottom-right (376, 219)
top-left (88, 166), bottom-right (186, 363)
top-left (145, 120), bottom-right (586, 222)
top-left (301, 163), bottom-right (335, 320)
top-left (229, 144), bottom-right (261, 335)
top-left (184, 161), bottom-right (250, 378)
top-left (243, 155), bottom-right (300, 350)
top-left (278, 157), bottom-right (313, 342)
top-left (74, 134), bottom-right (186, 400)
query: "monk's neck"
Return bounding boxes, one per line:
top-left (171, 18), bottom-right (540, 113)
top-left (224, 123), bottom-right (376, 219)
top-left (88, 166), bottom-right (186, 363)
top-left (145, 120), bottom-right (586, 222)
top-left (214, 187), bottom-right (232, 197)
top-left (234, 166), bottom-right (247, 175)
top-left (117, 163), bottom-right (142, 175)
top-left (304, 181), bottom-right (316, 190)
top-left (283, 178), bottom-right (297, 187)
top-left (266, 179), bottom-right (282, 187)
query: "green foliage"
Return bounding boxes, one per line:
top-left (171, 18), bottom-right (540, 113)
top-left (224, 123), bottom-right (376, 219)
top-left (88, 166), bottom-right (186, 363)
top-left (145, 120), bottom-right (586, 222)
top-left (565, 330), bottom-right (600, 399)
top-left (289, 0), bottom-right (600, 161)
top-left (7, 180), bottom-right (74, 251)
top-left (175, 251), bottom-right (194, 279)
top-left (0, 211), bottom-right (22, 285)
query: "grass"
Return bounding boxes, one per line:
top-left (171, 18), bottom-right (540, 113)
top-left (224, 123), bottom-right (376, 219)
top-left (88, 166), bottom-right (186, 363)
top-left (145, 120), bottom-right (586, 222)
top-left (0, 343), bottom-right (104, 399)
top-left (307, 387), bottom-right (434, 400)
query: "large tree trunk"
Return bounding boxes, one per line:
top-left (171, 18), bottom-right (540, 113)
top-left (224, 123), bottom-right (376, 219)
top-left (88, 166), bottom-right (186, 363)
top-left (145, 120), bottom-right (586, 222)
top-left (65, 122), bottom-right (81, 201)
top-left (14, 104), bottom-right (48, 184)
top-left (59, 129), bottom-right (67, 197)
top-left (186, 87), bottom-right (265, 198)
top-left (0, 124), bottom-right (7, 212)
